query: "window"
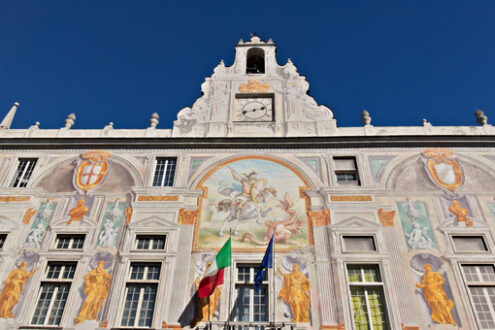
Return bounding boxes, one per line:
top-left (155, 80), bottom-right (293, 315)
top-left (347, 264), bottom-right (389, 330)
top-left (0, 234), bottom-right (7, 249)
top-left (121, 263), bottom-right (161, 327)
top-left (343, 236), bottom-right (376, 252)
top-left (31, 262), bottom-right (77, 326)
top-left (462, 265), bottom-right (495, 328)
top-left (152, 157), bottom-right (177, 187)
top-left (10, 158), bottom-right (37, 188)
top-left (452, 236), bottom-right (488, 252)
top-left (334, 157), bottom-right (360, 186)
top-left (234, 264), bottom-right (269, 328)
top-left (246, 48), bottom-right (265, 74)
top-left (55, 234), bottom-right (85, 250)
top-left (135, 235), bottom-right (166, 250)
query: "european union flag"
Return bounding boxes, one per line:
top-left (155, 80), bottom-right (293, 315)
top-left (254, 235), bottom-right (274, 292)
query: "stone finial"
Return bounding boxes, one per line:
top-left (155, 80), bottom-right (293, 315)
top-left (149, 113), bottom-right (159, 128)
top-left (64, 113), bottom-right (76, 129)
top-left (104, 122), bottom-right (114, 129)
top-left (475, 109), bottom-right (488, 126)
top-left (361, 110), bottom-right (372, 126)
top-left (0, 102), bottom-right (19, 129)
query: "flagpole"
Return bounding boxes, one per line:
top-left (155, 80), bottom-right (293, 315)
top-left (228, 228), bottom-right (233, 326)
top-left (271, 235), bottom-right (275, 328)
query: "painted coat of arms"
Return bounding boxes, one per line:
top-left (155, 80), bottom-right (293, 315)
top-left (74, 150), bottom-right (111, 192)
top-left (422, 148), bottom-right (463, 192)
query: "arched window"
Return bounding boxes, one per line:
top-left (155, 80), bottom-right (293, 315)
top-left (246, 48), bottom-right (265, 74)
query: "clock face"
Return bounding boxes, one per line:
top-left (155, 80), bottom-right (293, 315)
top-left (235, 97), bottom-right (273, 122)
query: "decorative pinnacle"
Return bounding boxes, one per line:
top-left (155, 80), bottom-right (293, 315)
top-left (361, 110), bottom-right (372, 126)
top-left (149, 113), bottom-right (159, 128)
top-left (64, 113), bottom-right (76, 129)
top-left (0, 102), bottom-right (20, 129)
top-left (475, 109), bottom-right (488, 126)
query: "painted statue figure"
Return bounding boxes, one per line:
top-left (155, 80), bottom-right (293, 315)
top-left (277, 264), bottom-right (311, 322)
top-left (405, 222), bottom-right (433, 250)
top-left (416, 264), bottom-right (457, 325)
top-left (97, 221), bottom-right (118, 248)
top-left (449, 200), bottom-right (472, 227)
top-left (75, 261), bottom-right (112, 324)
top-left (108, 198), bottom-right (122, 221)
top-left (68, 199), bottom-right (89, 224)
top-left (26, 223), bottom-right (46, 248)
top-left (39, 200), bottom-right (54, 221)
top-left (194, 262), bottom-right (221, 322)
top-left (0, 262), bottom-right (39, 318)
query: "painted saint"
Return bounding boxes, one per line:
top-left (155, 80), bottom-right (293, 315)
top-left (0, 262), bottom-right (39, 318)
top-left (277, 264), bottom-right (311, 322)
top-left (416, 264), bottom-right (456, 325)
top-left (75, 261), bottom-right (112, 324)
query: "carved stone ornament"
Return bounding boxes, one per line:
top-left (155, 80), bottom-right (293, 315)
top-left (377, 208), bottom-right (395, 226)
top-left (74, 150), bottom-right (112, 192)
top-left (178, 208), bottom-right (198, 225)
top-left (0, 196), bottom-right (30, 202)
top-left (449, 200), bottom-right (473, 227)
top-left (22, 208), bottom-right (37, 225)
top-left (308, 209), bottom-right (330, 226)
top-left (330, 195), bottom-right (372, 202)
top-left (137, 195), bottom-right (179, 202)
top-left (239, 79), bottom-right (270, 93)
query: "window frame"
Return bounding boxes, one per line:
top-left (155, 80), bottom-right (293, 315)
top-left (53, 233), bottom-right (86, 251)
top-left (10, 157), bottom-right (38, 188)
top-left (341, 235), bottom-right (377, 253)
top-left (233, 262), bottom-right (271, 325)
top-left (30, 261), bottom-right (78, 327)
top-left (119, 261), bottom-right (163, 328)
top-left (451, 234), bottom-right (491, 254)
top-left (132, 234), bottom-right (167, 252)
top-left (345, 263), bottom-right (391, 330)
top-left (0, 233), bottom-right (8, 250)
top-left (333, 156), bottom-right (361, 186)
top-left (151, 157), bottom-right (177, 187)
top-left (460, 264), bottom-right (495, 329)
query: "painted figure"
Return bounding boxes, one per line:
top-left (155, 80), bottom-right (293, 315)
top-left (449, 200), bottom-right (472, 227)
top-left (0, 262), bottom-right (39, 318)
top-left (26, 223), bottom-right (46, 248)
top-left (416, 264), bottom-right (457, 325)
top-left (75, 261), bottom-right (112, 324)
top-left (97, 221), bottom-right (118, 248)
top-left (277, 264), bottom-right (311, 322)
top-left (217, 167), bottom-right (277, 236)
top-left (194, 262), bottom-right (221, 322)
top-left (405, 222), bottom-right (433, 250)
top-left (108, 198), bottom-right (122, 220)
top-left (39, 200), bottom-right (54, 221)
top-left (68, 199), bottom-right (88, 224)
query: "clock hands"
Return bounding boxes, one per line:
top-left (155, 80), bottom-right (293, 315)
top-left (242, 106), bottom-right (266, 115)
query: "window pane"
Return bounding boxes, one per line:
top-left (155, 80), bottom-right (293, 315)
top-left (136, 235), bottom-right (166, 250)
top-left (11, 158), bottom-right (37, 188)
top-left (121, 284), bottom-right (157, 327)
top-left (152, 158), bottom-right (177, 187)
top-left (336, 173), bottom-right (357, 182)
top-left (469, 287), bottom-right (495, 328)
top-left (344, 236), bottom-right (376, 252)
top-left (350, 287), bottom-right (388, 330)
top-left (235, 286), bottom-right (251, 322)
top-left (56, 234), bottom-right (85, 249)
top-left (0, 234), bottom-right (7, 249)
top-left (253, 286), bottom-right (268, 322)
top-left (453, 236), bottom-right (488, 252)
top-left (347, 265), bottom-right (381, 283)
top-left (463, 265), bottom-right (495, 283)
top-left (31, 283), bottom-right (70, 326)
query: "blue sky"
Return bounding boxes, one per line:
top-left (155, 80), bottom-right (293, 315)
top-left (0, 1), bottom-right (493, 129)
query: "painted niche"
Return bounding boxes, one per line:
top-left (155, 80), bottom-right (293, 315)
top-left (397, 200), bottom-right (437, 251)
top-left (195, 157), bottom-right (310, 251)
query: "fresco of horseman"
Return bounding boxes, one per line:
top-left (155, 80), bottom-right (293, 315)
top-left (217, 167), bottom-right (277, 236)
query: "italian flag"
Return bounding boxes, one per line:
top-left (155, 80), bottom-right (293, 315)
top-left (198, 238), bottom-right (231, 298)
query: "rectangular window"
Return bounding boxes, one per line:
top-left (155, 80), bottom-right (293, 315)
top-left (135, 235), bottom-right (166, 250)
top-left (462, 265), bottom-right (495, 328)
top-left (452, 236), bottom-right (488, 252)
top-left (334, 157), bottom-right (360, 186)
top-left (55, 234), bottom-right (85, 250)
top-left (234, 264), bottom-right (269, 328)
top-left (343, 236), bottom-right (376, 252)
top-left (152, 157), bottom-right (177, 187)
top-left (0, 234), bottom-right (7, 249)
top-left (31, 262), bottom-right (77, 326)
top-left (347, 264), bottom-right (389, 330)
top-left (10, 158), bottom-right (37, 188)
top-left (121, 263), bottom-right (161, 327)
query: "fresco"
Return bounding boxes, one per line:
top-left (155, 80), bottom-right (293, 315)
top-left (488, 203), bottom-right (495, 222)
top-left (24, 200), bottom-right (56, 249)
top-left (95, 200), bottom-right (127, 248)
top-left (196, 157), bottom-right (309, 251)
top-left (397, 200), bottom-right (437, 250)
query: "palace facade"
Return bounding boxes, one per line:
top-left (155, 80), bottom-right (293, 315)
top-left (0, 36), bottom-right (494, 330)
